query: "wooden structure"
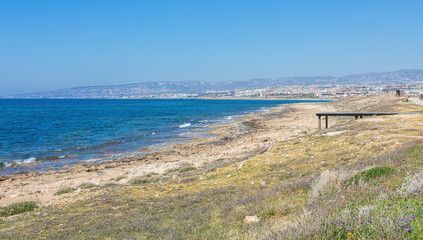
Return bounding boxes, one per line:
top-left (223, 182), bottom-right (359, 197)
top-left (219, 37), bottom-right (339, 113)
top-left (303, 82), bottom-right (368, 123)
top-left (396, 90), bottom-right (405, 97)
top-left (316, 112), bottom-right (399, 130)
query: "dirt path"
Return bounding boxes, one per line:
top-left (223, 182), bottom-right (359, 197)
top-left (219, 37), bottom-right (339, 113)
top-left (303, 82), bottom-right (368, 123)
top-left (409, 98), bottom-right (423, 106)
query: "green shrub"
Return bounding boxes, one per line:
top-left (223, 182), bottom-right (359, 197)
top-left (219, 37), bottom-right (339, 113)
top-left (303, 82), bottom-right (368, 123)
top-left (0, 202), bottom-right (38, 217)
top-left (360, 166), bottom-right (395, 181)
top-left (145, 172), bottom-right (159, 177)
top-left (167, 168), bottom-right (180, 174)
top-left (348, 166), bottom-right (395, 185)
top-left (54, 188), bottom-right (75, 196)
top-left (78, 183), bottom-right (97, 189)
top-left (130, 178), bottom-right (150, 185)
top-left (179, 167), bottom-right (196, 173)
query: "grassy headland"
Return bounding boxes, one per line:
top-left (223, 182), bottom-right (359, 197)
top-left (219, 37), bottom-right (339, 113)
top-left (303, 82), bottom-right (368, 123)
top-left (1, 95), bottom-right (423, 239)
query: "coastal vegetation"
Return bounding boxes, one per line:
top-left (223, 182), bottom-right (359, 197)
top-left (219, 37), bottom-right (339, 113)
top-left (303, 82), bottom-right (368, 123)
top-left (1, 95), bottom-right (423, 239)
top-left (0, 202), bottom-right (38, 217)
top-left (78, 183), bottom-right (97, 189)
top-left (54, 188), bottom-right (75, 196)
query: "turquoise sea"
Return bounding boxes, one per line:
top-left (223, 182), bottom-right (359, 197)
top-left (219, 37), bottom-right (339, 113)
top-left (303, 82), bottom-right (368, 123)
top-left (0, 99), bottom-right (326, 174)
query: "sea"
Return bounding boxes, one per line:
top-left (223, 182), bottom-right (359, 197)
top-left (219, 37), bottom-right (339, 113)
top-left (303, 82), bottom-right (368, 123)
top-left (0, 99), bottom-right (326, 175)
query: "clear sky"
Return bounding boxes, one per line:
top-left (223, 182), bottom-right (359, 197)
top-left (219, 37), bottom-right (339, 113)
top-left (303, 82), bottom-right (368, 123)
top-left (1, 0), bottom-right (422, 95)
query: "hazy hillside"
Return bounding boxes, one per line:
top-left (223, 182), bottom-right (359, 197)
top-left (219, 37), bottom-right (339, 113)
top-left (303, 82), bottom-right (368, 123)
top-left (4, 69), bottom-right (423, 98)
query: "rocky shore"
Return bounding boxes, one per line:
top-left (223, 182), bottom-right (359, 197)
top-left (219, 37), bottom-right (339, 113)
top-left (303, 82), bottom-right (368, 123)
top-left (0, 101), bottom-right (334, 206)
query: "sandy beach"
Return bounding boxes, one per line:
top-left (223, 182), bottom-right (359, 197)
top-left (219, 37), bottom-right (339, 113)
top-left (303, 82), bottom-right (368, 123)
top-left (0, 101), bottom-right (335, 207)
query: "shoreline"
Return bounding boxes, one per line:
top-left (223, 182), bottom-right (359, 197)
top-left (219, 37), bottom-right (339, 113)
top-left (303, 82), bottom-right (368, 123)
top-left (0, 99), bottom-right (329, 175)
top-left (0, 100), bottom-right (335, 206)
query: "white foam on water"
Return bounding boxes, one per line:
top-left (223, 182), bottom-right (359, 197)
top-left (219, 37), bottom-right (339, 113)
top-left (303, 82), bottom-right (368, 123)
top-left (83, 158), bottom-right (103, 163)
top-left (4, 157), bottom-right (37, 167)
top-left (179, 123), bottom-right (192, 128)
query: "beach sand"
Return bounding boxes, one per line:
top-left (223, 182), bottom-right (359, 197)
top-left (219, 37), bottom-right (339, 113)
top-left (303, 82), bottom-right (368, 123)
top-left (0, 101), bottom-right (335, 206)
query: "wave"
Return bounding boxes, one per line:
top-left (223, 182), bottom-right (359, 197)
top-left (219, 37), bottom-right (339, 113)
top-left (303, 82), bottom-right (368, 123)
top-left (179, 123), bottom-right (192, 128)
top-left (83, 158), bottom-right (103, 163)
top-left (178, 132), bottom-right (191, 137)
top-left (3, 157), bottom-right (37, 167)
top-left (259, 107), bottom-right (271, 112)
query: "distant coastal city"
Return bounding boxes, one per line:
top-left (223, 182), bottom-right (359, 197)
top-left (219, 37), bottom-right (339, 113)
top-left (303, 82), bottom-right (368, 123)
top-left (123, 84), bottom-right (423, 99)
top-left (3, 69), bottom-right (423, 100)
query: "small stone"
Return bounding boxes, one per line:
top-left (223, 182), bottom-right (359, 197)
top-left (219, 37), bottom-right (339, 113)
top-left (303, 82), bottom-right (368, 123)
top-left (244, 215), bottom-right (259, 223)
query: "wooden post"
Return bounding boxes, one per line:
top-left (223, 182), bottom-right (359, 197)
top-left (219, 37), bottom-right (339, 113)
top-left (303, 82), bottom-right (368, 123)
top-left (318, 116), bottom-right (321, 130)
top-left (325, 115), bottom-right (328, 128)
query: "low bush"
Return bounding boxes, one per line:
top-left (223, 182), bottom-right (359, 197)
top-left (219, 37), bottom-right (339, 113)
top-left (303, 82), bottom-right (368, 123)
top-left (145, 172), bottom-right (159, 177)
top-left (179, 167), bottom-right (196, 173)
top-left (167, 168), bottom-right (179, 174)
top-left (130, 178), bottom-right (150, 185)
top-left (348, 166), bottom-right (395, 185)
top-left (54, 188), bottom-right (75, 196)
top-left (0, 202), bottom-right (38, 217)
top-left (78, 183), bottom-right (96, 189)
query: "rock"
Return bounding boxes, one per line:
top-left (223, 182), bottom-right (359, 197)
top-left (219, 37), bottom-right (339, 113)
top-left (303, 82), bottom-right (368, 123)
top-left (238, 162), bottom-right (245, 169)
top-left (244, 215), bottom-right (259, 223)
top-left (0, 175), bottom-right (9, 181)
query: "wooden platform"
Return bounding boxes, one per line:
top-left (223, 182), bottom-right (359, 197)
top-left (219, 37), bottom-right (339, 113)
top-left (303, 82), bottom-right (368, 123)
top-left (315, 112), bottom-right (399, 130)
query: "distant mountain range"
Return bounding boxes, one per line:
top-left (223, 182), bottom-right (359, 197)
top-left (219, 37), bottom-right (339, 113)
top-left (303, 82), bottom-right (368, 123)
top-left (4, 69), bottom-right (423, 99)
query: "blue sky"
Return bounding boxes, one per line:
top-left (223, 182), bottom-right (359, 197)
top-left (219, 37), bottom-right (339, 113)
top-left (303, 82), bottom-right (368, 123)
top-left (1, 0), bottom-right (422, 95)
